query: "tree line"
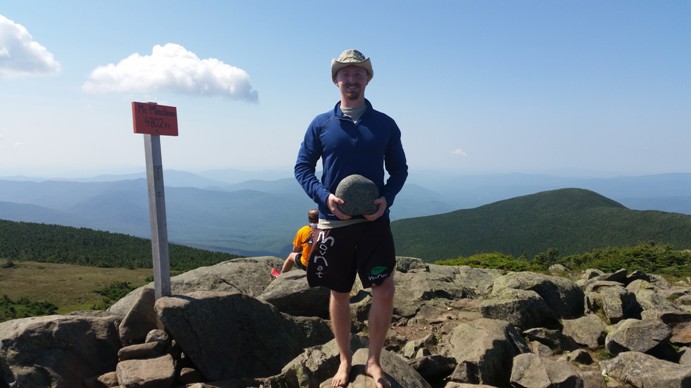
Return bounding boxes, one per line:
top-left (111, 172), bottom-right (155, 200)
top-left (0, 219), bottom-right (241, 272)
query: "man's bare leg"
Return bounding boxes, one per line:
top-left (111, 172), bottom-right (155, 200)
top-left (330, 290), bottom-right (352, 387)
top-left (280, 252), bottom-right (297, 273)
top-left (366, 275), bottom-right (394, 388)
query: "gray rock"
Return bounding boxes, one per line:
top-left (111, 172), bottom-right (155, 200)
top-left (627, 279), bottom-right (679, 312)
top-left (258, 269), bottom-right (331, 319)
top-left (490, 271), bottom-right (585, 319)
top-left (0, 315), bottom-right (121, 388)
top-left (118, 287), bottom-right (160, 345)
top-left (510, 353), bottom-right (583, 388)
top-left (117, 341), bottom-right (165, 361)
top-left (116, 354), bottom-right (175, 388)
top-left (403, 334), bottom-right (436, 359)
top-left (586, 282), bottom-right (641, 323)
top-left (522, 327), bottom-right (580, 353)
top-left (396, 256), bottom-right (432, 273)
top-left (527, 341), bottom-right (554, 357)
top-left (680, 346), bottom-right (691, 366)
top-left (605, 318), bottom-right (672, 356)
top-left (154, 290), bottom-right (332, 381)
top-left (561, 314), bottom-right (607, 349)
top-left (265, 334), bottom-right (367, 387)
top-left (601, 351), bottom-right (691, 387)
top-left (331, 347), bottom-right (432, 387)
top-left (85, 371), bottom-right (118, 388)
top-left (441, 265), bottom-right (504, 297)
top-left (441, 318), bottom-right (529, 386)
top-left (567, 348), bottom-right (594, 365)
top-left (480, 288), bottom-right (558, 330)
top-left (108, 257), bottom-right (282, 316)
top-left (659, 311), bottom-right (691, 345)
top-left (335, 174), bottom-right (379, 215)
top-left (408, 354), bottom-right (456, 383)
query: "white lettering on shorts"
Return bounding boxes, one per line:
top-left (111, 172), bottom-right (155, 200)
top-left (312, 230), bottom-right (335, 279)
top-left (367, 265), bottom-right (391, 282)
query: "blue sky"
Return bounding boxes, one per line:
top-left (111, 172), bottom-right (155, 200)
top-left (1, 1), bottom-right (689, 178)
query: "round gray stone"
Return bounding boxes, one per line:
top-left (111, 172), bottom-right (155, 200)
top-left (335, 174), bottom-right (379, 216)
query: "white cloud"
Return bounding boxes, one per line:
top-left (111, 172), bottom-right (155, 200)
top-left (451, 148), bottom-right (467, 157)
top-left (0, 15), bottom-right (61, 78)
top-left (82, 43), bottom-right (258, 102)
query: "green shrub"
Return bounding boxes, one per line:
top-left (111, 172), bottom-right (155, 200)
top-left (0, 294), bottom-right (58, 322)
top-left (436, 252), bottom-right (538, 271)
top-left (92, 281), bottom-right (136, 310)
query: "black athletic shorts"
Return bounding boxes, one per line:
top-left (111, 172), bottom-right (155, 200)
top-left (294, 253), bottom-right (307, 270)
top-left (306, 218), bottom-right (396, 293)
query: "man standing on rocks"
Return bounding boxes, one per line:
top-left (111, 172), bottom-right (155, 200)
top-left (294, 49), bottom-right (408, 387)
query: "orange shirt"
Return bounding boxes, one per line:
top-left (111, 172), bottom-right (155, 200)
top-left (293, 224), bottom-right (315, 267)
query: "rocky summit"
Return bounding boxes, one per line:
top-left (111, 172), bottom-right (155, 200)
top-left (2, 257), bottom-right (691, 387)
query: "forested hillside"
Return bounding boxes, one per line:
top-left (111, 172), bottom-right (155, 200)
top-left (0, 219), bottom-right (241, 272)
top-left (392, 188), bottom-right (691, 262)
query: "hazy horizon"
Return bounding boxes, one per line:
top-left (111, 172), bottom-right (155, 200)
top-left (2, 166), bottom-right (691, 183)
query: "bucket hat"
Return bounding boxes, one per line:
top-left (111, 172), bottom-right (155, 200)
top-left (331, 49), bottom-right (373, 82)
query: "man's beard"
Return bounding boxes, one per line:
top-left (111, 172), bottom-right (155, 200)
top-left (343, 83), bottom-right (361, 100)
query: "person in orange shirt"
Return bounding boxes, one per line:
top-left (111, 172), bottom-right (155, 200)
top-left (274, 209), bottom-right (319, 276)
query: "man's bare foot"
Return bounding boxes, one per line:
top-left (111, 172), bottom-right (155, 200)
top-left (331, 359), bottom-right (351, 387)
top-left (366, 361), bottom-right (391, 388)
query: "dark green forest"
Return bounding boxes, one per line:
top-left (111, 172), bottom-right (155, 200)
top-left (393, 188), bottom-right (691, 261)
top-left (0, 219), bottom-right (241, 272)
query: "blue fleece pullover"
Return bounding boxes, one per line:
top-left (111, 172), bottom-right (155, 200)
top-left (294, 99), bottom-right (408, 221)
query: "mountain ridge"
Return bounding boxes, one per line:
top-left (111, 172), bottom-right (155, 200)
top-left (1, 171), bottom-right (691, 256)
top-left (391, 188), bottom-right (691, 261)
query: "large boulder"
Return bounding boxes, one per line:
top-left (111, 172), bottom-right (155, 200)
top-left (627, 279), bottom-right (679, 313)
top-left (117, 287), bottom-right (161, 345)
top-left (154, 290), bottom-right (332, 381)
top-left (258, 269), bottom-right (331, 319)
top-left (108, 257), bottom-right (281, 316)
top-left (561, 314), bottom-right (607, 349)
top-left (480, 288), bottom-right (558, 330)
top-left (115, 354), bottom-right (175, 387)
top-left (605, 318), bottom-right (672, 356)
top-left (601, 351), bottom-right (691, 387)
top-left (585, 281), bottom-right (642, 323)
top-left (490, 271), bottom-right (585, 319)
top-left (0, 314), bottom-right (121, 387)
top-left (441, 318), bottom-right (529, 386)
top-left (510, 352), bottom-right (585, 387)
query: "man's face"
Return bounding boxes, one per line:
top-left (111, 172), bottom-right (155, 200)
top-left (335, 66), bottom-right (369, 101)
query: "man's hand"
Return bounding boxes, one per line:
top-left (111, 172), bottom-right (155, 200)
top-left (327, 194), bottom-right (352, 220)
top-left (363, 196), bottom-right (387, 221)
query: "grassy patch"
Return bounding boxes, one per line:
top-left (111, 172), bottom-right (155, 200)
top-left (0, 259), bottom-right (150, 314)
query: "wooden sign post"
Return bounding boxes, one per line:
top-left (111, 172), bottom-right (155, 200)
top-left (131, 102), bottom-right (179, 299)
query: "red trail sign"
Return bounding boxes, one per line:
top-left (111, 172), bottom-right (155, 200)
top-left (131, 102), bottom-right (179, 136)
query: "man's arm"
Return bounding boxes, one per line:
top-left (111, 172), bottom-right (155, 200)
top-left (382, 124), bottom-right (408, 207)
top-left (294, 124), bottom-right (331, 207)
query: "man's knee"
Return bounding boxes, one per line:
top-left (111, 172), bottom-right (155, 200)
top-left (372, 276), bottom-right (395, 301)
top-left (331, 290), bottom-right (351, 303)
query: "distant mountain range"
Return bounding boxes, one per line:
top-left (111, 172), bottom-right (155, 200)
top-left (0, 169), bottom-right (690, 257)
top-left (392, 188), bottom-right (691, 261)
